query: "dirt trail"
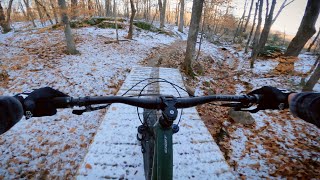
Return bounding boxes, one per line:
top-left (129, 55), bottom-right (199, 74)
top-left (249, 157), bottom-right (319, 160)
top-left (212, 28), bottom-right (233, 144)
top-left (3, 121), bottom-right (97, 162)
top-left (139, 41), bottom-right (320, 179)
top-left (141, 40), bottom-right (187, 68)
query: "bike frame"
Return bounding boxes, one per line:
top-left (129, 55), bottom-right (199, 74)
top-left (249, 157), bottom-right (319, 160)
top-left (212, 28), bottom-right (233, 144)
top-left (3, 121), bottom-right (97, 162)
top-left (151, 120), bottom-right (173, 180)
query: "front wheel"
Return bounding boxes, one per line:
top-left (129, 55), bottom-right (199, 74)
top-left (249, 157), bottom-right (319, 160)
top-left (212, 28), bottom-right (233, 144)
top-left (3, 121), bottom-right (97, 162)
top-left (142, 109), bottom-right (157, 180)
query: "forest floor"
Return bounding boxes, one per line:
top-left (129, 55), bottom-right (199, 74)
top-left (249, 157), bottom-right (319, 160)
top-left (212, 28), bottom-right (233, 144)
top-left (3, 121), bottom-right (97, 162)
top-left (0, 21), bottom-right (319, 179)
top-left (141, 39), bottom-right (320, 179)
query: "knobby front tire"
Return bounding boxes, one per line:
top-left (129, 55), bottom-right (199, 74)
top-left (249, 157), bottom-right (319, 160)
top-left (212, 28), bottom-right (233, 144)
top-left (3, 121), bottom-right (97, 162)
top-left (142, 109), bottom-right (157, 180)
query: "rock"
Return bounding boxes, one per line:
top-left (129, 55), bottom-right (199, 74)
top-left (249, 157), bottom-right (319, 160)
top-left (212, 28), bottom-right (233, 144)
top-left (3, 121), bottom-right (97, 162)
top-left (185, 85), bottom-right (195, 96)
top-left (97, 21), bottom-right (124, 29)
top-left (0, 69), bottom-right (9, 81)
top-left (228, 108), bottom-right (255, 125)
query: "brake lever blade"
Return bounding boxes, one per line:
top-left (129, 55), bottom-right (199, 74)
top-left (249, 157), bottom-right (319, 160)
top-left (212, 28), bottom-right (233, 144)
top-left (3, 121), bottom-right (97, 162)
top-left (72, 104), bottom-right (110, 115)
top-left (233, 107), bottom-right (260, 113)
top-left (221, 103), bottom-right (242, 107)
top-left (72, 109), bottom-right (85, 115)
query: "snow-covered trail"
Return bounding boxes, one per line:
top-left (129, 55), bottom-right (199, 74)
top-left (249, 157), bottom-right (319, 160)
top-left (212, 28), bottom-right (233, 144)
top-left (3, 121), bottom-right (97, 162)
top-left (0, 26), bottom-right (178, 178)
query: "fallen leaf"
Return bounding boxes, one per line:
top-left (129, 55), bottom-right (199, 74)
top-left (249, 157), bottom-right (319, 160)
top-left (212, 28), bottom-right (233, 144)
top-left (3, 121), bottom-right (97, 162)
top-left (85, 163), bottom-right (92, 169)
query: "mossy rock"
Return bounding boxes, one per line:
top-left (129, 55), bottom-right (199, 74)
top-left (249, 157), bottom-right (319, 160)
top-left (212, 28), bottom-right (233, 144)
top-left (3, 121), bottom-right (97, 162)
top-left (133, 21), bottom-right (153, 31)
top-left (97, 21), bottom-right (124, 29)
top-left (51, 23), bottom-right (62, 29)
top-left (0, 69), bottom-right (9, 81)
top-left (70, 20), bottom-right (87, 28)
top-left (84, 17), bottom-right (126, 26)
top-left (133, 21), bottom-right (162, 33)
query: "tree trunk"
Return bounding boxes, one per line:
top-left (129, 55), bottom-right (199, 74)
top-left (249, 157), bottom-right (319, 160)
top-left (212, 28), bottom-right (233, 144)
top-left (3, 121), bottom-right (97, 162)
top-left (303, 59), bottom-right (320, 91)
top-left (24, 0), bottom-right (37, 27)
top-left (159, 0), bottom-right (167, 28)
top-left (112, 0), bottom-right (116, 17)
top-left (184, 0), bottom-right (204, 76)
top-left (105, 0), bottom-right (112, 16)
top-left (285, 0), bottom-right (320, 57)
top-left (0, 0), bottom-right (13, 33)
top-left (113, 0), bottom-right (118, 42)
top-left (50, 0), bottom-right (59, 24)
top-left (257, 0), bottom-right (276, 54)
top-left (136, 0), bottom-right (140, 18)
top-left (127, 0), bottom-right (136, 39)
top-left (35, 0), bottom-right (45, 26)
top-left (175, 1), bottom-right (179, 26)
top-left (58, 0), bottom-right (79, 54)
top-left (71, 0), bottom-right (78, 20)
top-left (245, 1), bottom-right (259, 53)
top-left (19, 2), bottom-right (28, 20)
top-left (233, 0), bottom-right (248, 42)
top-left (178, 0), bottom-right (184, 33)
top-left (250, 0), bottom-right (263, 68)
top-left (265, 0), bottom-right (269, 21)
top-left (307, 27), bottom-right (320, 52)
top-left (0, 2), bottom-right (9, 33)
top-left (243, 0), bottom-right (255, 33)
top-left (88, 0), bottom-right (94, 16)
top-left (35, 0), bottom-right (54, 25)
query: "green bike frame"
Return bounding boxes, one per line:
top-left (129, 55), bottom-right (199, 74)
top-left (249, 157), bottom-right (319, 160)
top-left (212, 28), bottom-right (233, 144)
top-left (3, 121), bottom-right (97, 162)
top-left (151, 121), bottom-right (173, 180)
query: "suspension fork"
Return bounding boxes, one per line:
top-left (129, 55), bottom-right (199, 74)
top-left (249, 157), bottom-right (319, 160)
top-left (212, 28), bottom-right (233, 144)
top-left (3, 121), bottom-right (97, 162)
top-left (151, 118), bottom-right (173, 180)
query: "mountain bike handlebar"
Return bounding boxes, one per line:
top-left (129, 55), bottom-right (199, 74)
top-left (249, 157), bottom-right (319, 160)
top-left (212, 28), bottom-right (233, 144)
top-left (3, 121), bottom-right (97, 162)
top-left (52, 94), bottom-right (261, 110)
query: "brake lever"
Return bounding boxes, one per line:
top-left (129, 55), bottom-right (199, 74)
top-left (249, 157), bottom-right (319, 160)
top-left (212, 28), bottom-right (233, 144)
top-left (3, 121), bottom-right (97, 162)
top-left (72, 104), bottom-right (110, 115)
top-left (221, 102), bottom-right (259, 113)
top-left (221, 103), bottom-right (242, 107)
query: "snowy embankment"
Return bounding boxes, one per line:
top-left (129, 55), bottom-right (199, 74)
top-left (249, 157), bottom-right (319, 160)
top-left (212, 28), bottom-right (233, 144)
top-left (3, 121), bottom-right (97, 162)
top-left (0, 24), bottom-right (176, 178)
top-left (198, 41), bottom-right (320, 179)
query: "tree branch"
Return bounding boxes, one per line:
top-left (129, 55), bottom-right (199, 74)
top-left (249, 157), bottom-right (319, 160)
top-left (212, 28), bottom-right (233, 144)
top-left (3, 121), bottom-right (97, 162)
top-left (272, 0), bottom-right (295, 25)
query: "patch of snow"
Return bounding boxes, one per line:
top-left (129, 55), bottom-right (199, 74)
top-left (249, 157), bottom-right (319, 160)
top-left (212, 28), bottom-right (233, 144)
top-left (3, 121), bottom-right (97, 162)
top-left (295, 54), bottom-right (317, 73)
top-left (253, 59), bottom-right (279, 74)
top-left (0, 24), bottom-right (179, 178)
top-left (199, 40), bottom-right (224, 61)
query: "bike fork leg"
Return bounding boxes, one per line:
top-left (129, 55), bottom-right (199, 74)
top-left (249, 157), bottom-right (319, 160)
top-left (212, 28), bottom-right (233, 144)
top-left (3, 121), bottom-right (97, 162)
top-left (152, 122), bottom-right (173, 180)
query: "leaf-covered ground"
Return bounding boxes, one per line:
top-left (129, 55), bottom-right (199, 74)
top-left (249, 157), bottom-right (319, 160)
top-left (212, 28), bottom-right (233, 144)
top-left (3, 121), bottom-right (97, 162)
top-left (0, 23), bottom-right (176, 179)
top-left (0, 22), bottom-right (319, 179)
top-left (142, 39), bottom-right (320, 179)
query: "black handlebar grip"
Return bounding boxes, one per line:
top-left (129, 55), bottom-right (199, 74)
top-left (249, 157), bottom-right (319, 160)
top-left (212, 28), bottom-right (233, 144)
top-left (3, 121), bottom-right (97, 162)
top-left (253, 94), bottom-right (263, 103)
top-left (52, 97), bottom-right (73, 108)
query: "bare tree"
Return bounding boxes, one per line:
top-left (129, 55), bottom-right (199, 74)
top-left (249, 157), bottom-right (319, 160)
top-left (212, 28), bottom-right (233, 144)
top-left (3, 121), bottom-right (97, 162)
top-left (58, 0), bottom-right (79, 54)
top-left (256, 0), bottom-right (276, 54)
top-left (245, 1), bottom-right (259, 53)
top-left (19, 2), bottom-right (28, 19)
top-left (159, 0), bottom-right (167, 29)
top-left (35, 0), bottom-right (54, 25)
top-left (23, 0), bottom-right (37, 27)
top-left (184, 0), bottom-right (204, 76)
top-left (250, 0), bottom-right (263, 68)
top-left (112, 0), bottom-right (116, 17)
top-left (233, 0), bottom-right (248, 42)
top-left (175, 1), bottom-right (179, 25)
top-left (0, 0), bottom-right (13, 33)
top-left (285, 0), bottom-right (320, 56)
top-left (272, 0), bottom-right (295, 25)
top-left (113, 0), bottom-right (119, 42)
top-left (71, 0), bottom-right (78, 19)
top-left (105, 0), bottom-right (112, 16)
top-left (126, 0), bottom-right (136, 39)
top-left (243, 0), bottom-right (255, 33)
top-left (35, 0), bottom-right (45, 26)
top-left (178, 0), bottom-right (184, 32)
top-left (50, 0), bottom-right (59, 24)
top-left (307, 27), bottom-right (320, 52)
